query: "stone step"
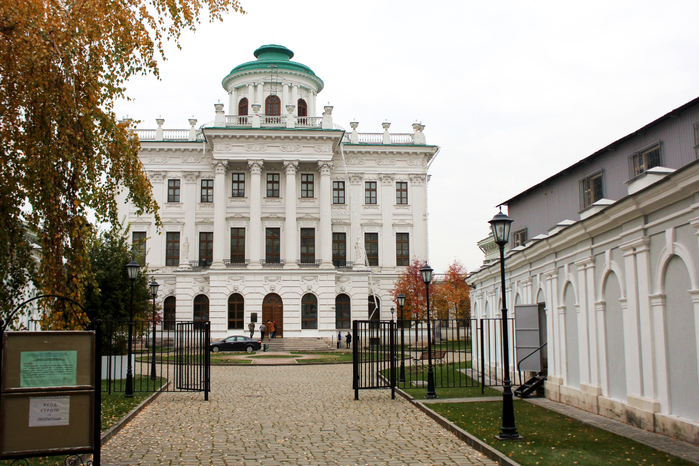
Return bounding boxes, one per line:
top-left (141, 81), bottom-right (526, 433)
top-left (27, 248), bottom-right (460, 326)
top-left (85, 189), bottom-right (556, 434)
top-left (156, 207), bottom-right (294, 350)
top-left (262, 337), bottom-right (334, 352)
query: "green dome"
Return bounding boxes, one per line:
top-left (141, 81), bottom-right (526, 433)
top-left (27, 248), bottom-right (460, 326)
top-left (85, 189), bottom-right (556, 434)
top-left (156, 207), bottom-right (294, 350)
top-left (222, 44), bottom-right (324, 91)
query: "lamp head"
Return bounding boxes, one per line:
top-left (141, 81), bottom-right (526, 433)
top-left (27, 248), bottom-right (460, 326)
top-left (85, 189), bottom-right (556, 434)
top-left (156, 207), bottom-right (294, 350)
top-left (420, 264), bottom-right (434, 284)
top-left (397, 293), bottom-right (406, 307)
top-left (126, 260), bottom-right (140, 281)
top-left (489, 209), bottom-right (514, 246)
top-left (149, 277), bottom-right (159, 298)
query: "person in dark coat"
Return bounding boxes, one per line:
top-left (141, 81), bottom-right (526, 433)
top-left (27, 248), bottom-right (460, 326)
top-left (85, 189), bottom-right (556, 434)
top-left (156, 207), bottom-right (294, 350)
top-left (346, 332), bottom-right (352, 348)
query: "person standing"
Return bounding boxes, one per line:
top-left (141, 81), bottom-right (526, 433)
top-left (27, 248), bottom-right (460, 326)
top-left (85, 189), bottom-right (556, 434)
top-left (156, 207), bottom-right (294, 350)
top-left (346, 332), bottom-right (352, 349)
top-left (267, 320), bottom-right (275, 340)
top-left (259, 322), bottom-right (267, 341)
top-left (337, 331), bottom-right (342, 349)
top-left (272, 321), bottom-right (278, 338)
top-left (248, 321), bottom-right (255, 338)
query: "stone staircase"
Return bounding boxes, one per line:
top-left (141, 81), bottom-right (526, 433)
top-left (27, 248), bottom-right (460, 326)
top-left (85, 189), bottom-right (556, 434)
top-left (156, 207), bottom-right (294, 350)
top-left (263, 337), bottom-right (335, 352)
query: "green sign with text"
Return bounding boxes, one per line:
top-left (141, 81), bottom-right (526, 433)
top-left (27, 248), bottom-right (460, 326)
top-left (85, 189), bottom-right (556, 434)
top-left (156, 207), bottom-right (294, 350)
top-left (20, 351), bottom-right (78, 388)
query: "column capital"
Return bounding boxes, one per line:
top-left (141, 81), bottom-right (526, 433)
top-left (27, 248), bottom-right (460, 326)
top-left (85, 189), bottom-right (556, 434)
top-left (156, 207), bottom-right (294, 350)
top-left (380, 174), bottom-right (394, 185)
top-left (148, 171), bottom-right (166, 182)
top-left (283, 160), bottom-right (299, 175)
top-left (317, 161), bottom-right (333, 175)
top-left (409, 174), bottom-right (426, 185)
top-left (211, 161), bottom-right (227, 174)
top-left (184, 171), bottom-right (199, 183)
top-left (248, 160), bottom-right (264, 174)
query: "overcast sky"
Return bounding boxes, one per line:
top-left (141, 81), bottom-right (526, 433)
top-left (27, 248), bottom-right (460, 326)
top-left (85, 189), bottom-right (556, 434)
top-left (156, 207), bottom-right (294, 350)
top-left (114, 0), bottom-right (699, 274)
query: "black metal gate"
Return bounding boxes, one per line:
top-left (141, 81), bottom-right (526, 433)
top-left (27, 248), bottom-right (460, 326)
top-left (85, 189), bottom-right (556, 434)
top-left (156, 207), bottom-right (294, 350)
top-left (353, 318), bottom-right (518, 396)
top-left (352, 320), bottom-right (395, 399)
top-left (101, 319), bottom-right (210, 399)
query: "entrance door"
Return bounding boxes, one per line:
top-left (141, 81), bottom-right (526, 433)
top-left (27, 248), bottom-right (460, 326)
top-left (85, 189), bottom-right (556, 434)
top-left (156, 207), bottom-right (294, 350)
top-left (262, 294), bottom-right (284, 337)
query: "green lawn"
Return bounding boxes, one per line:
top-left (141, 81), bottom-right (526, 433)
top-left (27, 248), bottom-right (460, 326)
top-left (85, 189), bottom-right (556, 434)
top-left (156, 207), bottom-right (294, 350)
top-left (0, 376), bottom-right (164, 466)
top-left (430, 400), bottom-right (695, 466)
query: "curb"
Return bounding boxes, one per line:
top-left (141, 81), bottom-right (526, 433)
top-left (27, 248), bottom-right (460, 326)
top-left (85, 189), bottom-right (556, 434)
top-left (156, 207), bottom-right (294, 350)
top-left (100, 382), bottom-right (169, 447)
top-left (395, 388), bottom-right (521, 466)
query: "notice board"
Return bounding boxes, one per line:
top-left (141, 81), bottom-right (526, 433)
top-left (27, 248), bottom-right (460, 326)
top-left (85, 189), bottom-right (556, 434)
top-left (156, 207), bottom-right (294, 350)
top-left (0, 331), bottom-right (95, 457)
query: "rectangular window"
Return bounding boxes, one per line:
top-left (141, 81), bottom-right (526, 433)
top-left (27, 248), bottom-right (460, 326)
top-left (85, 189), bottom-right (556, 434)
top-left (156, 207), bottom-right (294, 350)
top-left (132, 232), bottom-right (147, 266)
top-left (167, 179), bottom-right (180, 203)
top-left (267, 173), bottom-right (280, 197)
top-left (365, 181), bottom-right (377, 204)
top-left (396, 233), bottom-right (409, 266)
top-left (365, 233), bottom-right (378, 266)
top-left (231, 173), bottom-right (245, 197)
top-left (301, 174), bottom-right (314, 198)
top-left (333, 181), bottom-right (345, 204)
top-left (266, 228), bottom-right (280, 263)
top-left (630, 142), bottom-right (661, 178)
top-left (581, 171), bottom-right (604, 209)
top-left (332, 232), bottom-right (346, 267)
top-left (199, 232), bottom-right (213, 267)
top-left (228, 295), bottom-right (244, 330)
top-left (513, 228), bottom-right (527, 248)
top-left (300, 228), bottom-right (316, 264)
top-left (166, 232), bottom-right (180, 267)
top-left (201, 179), bottom-right (213, 203)
top-left (230, 228), bottom-right (245, 264)
top-left (396, 181), bottom-right (408, 205)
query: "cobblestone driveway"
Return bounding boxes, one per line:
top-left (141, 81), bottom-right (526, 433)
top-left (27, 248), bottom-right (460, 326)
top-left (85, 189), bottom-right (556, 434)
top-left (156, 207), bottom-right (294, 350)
top-left (102, 365), bottom-right (497, 465)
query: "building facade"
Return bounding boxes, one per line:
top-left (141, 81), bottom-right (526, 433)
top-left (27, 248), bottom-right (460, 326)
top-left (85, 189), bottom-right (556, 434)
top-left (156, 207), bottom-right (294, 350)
top-left (118, 44), bottom-right (438, 340)
top-left (469, 97), bottom-right (699, 444)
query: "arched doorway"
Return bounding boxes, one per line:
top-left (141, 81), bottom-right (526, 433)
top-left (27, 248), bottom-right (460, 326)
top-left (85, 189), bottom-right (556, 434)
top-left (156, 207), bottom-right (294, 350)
top-left (263, 293), bottom-right (283, 337)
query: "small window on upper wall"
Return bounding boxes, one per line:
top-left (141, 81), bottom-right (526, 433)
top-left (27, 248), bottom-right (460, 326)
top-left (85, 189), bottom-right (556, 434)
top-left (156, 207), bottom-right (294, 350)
top-left (333, 181), bottom-right (345, 204)
top-left (580, 171), bottom-right (604, 210)
top-left (513, 228), bottom-right (527, 248)
top-left (396, 182), bottom-right (408, 205)
top-left (201, 179), bottom-right (213, 203)
top-left (301, 174), bottom-right (314, 198)
top-left (298, 99), bottom-right (308, 117)
top-left (167, 179), bottom-right (180, 203)
top-left (365, 181), bottom-right (377, 205)
top-left (629, 142), bottom-right (661, 178)
top-left (239, 97), bottom-right (249, 116)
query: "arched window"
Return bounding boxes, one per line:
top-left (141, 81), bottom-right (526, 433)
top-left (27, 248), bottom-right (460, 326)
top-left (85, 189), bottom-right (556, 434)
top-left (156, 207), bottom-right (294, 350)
top-left (369, 296), bottom-right (380, 321)
top-left (228, 294), bottom-right (244, 330)
top-left (265, 95), bottom-right (281, 116)
top-left (336, 294), bottom-right (351, 329)
top-left (164, 296), bottom-right (176, 331)
top-left (297, 99), bottom-right (307, 117)
top-left (302, 294), bottom-right (318, 329)
top-left (193, 295), bottom-right (209, 321)
top-left (238, 97), bottom-right (248, 116)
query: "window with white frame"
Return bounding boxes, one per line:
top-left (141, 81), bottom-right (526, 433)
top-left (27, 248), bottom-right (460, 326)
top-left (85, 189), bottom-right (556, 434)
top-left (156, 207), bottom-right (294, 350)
top-left (630, 142), bottom-right (661, 178)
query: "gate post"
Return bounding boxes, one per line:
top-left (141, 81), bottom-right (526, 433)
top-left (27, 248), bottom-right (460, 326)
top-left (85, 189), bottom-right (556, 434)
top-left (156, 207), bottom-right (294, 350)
top-left (353, 320), bottom-right (359, 400)
top-left (205, 321), bottom-right (210, 401)
top-left (480, 320), bottom-right (485, 395)
top-left (94, 320), bottom-right (103, 466)
top-left (390, 320), bottom-right (396, 400)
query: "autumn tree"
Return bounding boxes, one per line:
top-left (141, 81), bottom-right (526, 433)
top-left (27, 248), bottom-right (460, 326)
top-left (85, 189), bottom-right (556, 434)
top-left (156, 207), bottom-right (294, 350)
top-left (0, 0), bottom-right (244, 327)
top-left (390, 258), bottom-right (435, 322)
top-left (431, 260), bottom-right (470, 322)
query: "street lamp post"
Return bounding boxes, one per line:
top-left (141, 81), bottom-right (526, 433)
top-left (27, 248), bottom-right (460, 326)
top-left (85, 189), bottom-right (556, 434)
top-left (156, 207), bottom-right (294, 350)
top-left (489, 209), bottom-right (522, 440)
top-left (421, 264), bottom-right (437, 399)
top-left (125, 260), bottom-right (140, 398)
top-left (149, 277), bottom-right (159, 381)
top-left (397, 293), bottom-right (406, 383)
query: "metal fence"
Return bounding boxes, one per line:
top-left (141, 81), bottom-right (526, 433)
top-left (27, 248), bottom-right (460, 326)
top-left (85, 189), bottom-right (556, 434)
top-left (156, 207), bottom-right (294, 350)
top-left (353, 318), bottom-right (518, 396)
top-left (99, 320), bottom-right (210, 399)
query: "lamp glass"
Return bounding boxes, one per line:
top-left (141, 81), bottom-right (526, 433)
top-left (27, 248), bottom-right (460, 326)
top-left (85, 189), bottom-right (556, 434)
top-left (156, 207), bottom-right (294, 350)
top-left (126, 260), bottom-right (140, 280)
top-left (489, 211), bottom-right (513, 245)
top-left (397, 293), bottom-right (405, 307)
top-left (150, 278), bottom-right (159, 297)
top-left (420, 264), bottom-right (433, 284)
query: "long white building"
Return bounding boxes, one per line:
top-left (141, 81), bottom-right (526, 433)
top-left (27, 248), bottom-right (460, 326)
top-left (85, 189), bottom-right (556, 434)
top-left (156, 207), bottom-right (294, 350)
top-left (119, 44), bottom-right (438, 340)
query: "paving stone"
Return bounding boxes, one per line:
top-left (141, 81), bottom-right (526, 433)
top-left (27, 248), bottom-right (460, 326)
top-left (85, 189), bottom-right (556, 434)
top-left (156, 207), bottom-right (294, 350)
top-left (102, 365), bottom-right (498, 465)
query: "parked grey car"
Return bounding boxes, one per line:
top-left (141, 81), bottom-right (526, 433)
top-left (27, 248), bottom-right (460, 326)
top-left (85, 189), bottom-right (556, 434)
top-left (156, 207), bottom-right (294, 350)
top-left (209, 336), bottom-right (262, 353)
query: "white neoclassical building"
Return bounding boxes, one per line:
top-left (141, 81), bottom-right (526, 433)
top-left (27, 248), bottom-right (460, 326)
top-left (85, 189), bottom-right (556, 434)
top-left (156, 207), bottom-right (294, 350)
top-left (469, 96), bottom-right (699, 444)
top-left (118, 44), bottom-right (438, 340)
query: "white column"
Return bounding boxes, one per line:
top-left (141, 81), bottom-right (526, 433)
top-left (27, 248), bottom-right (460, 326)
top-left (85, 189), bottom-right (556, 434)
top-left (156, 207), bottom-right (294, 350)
top-left (310, 91), bottom-right (316, 117)
top-left (257, 82), bottom-right (264, 107)
top-left (282, 83), bottom-right (289, 106)
top-left (182, 172), bottom-right (199, 269)
top-left (349, 174), bottom-right (365, 269)
top-left (574, 256), bottom-right (593, 386)
top-left (291, 85), bottom-right (299, 114)
top-left (248, 83), bottom-right (255, 104)
top-left (620, 241), bottom-right (643, 397)
top-left (284, 161), bottom-right (299, 268)
top-left (248, 160), bottom-right (263, 269)
top-left (410, 175), bottom-right (427, 260)
top-left (318, 161), bottom-right (333, 269)
top-left (148, 171), bottom-right (166, 267)
top-left (380, 175), bottom-right (394, 267)
top-left (228, 89), bottom-right (235, 115)
top-left (634, 238), bottom-right (655, 398)
top-left (211, 161), bottom-right (227, 269)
